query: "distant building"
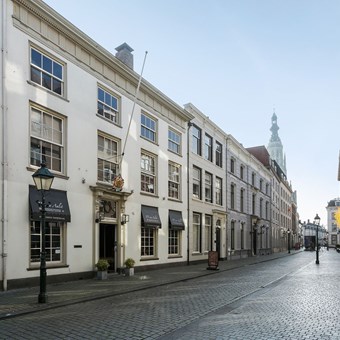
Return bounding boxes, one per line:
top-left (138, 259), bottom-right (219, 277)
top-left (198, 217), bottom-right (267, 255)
top-left (326, 198), bottom-right (340, 246)
top-left (184, 103), bottom-right (227, 262)
top-left (267, 112), bottom-right (287, 175)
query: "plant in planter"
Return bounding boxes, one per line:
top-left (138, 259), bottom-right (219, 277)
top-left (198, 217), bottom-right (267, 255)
top-left (124, 258), bottom-right (135, 277)
top-left (95, 259), bottom-right (110, 280)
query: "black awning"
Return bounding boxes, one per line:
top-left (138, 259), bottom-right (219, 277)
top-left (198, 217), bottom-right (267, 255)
top-left (29, 186), bottom-right (71, 222)
top-left (169, 210), bottom-right (185, 230)
top-left (141, 205), bottom-right (161, 228)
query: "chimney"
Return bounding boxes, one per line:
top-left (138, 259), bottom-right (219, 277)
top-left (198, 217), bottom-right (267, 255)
top-left (115, 43), bottom-right (134, 69)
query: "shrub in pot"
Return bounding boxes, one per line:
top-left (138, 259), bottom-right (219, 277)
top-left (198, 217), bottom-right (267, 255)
top-left (124, 258), bottom-right (135, 276)
top-left (95, 259), bottom-right (110, 279)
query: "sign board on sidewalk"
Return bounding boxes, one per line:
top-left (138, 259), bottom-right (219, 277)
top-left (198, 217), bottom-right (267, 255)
top-left (207, 251), bottom-right (219, 270)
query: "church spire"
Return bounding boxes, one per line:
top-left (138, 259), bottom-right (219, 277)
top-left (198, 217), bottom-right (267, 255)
top-left (269, 112), bottom-right (281, 143)
top-left (267, 111), bottom-right (286, 175)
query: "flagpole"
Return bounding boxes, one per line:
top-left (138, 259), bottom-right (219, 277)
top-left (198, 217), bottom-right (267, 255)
top-left (120, 51), bottom-right (148, 168)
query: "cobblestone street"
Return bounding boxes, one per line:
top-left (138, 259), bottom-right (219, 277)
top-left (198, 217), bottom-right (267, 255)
top-left (162, 250), bottom-right (340, 340)
top-left (0, 250), bottom-right (339, 339)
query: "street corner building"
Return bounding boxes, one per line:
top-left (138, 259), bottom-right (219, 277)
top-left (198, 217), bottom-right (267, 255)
top-left (0, 0), bottom-right (299, 290)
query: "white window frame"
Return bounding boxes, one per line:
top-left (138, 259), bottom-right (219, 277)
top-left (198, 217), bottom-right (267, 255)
top-left (30, 46), bottom-right (64, 96)
top-left (192, 125), bottom-right (201, 155)
top-left (168, 229), bottom-right (181, 255)
top-left (215, 141), bottom-right (222, 167)
top-left (30, 221), bottom-right (65, 266)
top-left (141, 113), bottom-right (157, 143)
top-left (204, 133), bottom-right (213, 161)
top-left (30, 105), bottom-right (64, 174)
top-left (141, 151), bottom-right (157, 194)
top-left (97, 86), bottom-right (120, 124)
top-left (240, 188), bottom-right (245, 212)
top-left (230, 183), bottom-right (235, 209)
top-left (215, 177), bottom-right (222, 206)
top-left (141, 227), bottom-right (157, 257)
top-left (205, 172), bottom-right (213, 203)
top-left (97, 134), bottom-right (119, 183)
top-left (231, 221), bottom-right (235, 250)
top-left (230, 158), bottom-right (235, 173)
top-left (193, 213), bottom-right (201, 253)
top-left (193, 166), bottom-right (201, 200)
top-left (204, 215), bottom-right (212, 252)
top-left (168, 162), bottom-right (181, 200)
top-left (168, 129), bottom-right (181, 155)
top-left (240, 165), bottom-right (244, 180)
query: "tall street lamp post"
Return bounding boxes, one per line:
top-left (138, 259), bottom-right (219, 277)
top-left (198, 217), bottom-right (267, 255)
top-left (32, 163), bottom-right (54, 303)
top-left (314, 213), bottom-right (320, 265)
top-left (287, 229), bottom-right (291, 254)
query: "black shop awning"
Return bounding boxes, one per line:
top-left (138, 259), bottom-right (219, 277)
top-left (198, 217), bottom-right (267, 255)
top-left (29, 186), bottom-right (71, 222)
top-left (141, 205), bottom-right (161, 228)
top-left (169, 210), bottom-right (185, 230)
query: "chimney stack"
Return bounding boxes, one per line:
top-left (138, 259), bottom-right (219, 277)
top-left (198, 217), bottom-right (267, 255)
top-left (115, 43), bottom-right (134, 69)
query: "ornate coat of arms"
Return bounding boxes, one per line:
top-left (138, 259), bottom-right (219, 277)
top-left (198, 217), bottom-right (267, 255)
top-left (112, 174), bottom-right (124, 191)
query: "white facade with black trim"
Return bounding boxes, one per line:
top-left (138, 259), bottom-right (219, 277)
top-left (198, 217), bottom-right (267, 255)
top-left (0, 0), bottom-right (301, 290)
top-left (0, 0), bottom-right (193, 289)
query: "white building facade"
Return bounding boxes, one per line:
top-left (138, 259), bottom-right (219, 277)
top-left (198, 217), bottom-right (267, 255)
top-left (1, 0), bottom-right (302, 290)
top-left (0, 0), bottom-right (193, 289)
top-left (184, 103), bottom-right (227, 262)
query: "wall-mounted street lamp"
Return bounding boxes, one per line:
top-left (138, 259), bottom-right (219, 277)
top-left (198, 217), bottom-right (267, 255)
top-left (314, 213), bottom-right (321, 264)
top-left (121, 214), bottom-right (129, 225)
top-left (32, 163), bottom-right (54, 303)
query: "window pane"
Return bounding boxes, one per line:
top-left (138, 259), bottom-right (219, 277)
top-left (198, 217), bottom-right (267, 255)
top-left (105, 92), bottom-right (111, 105)
top-left (97, 102), bottom-right (104, 116)
top-left (53, 62), bottom-right (62, 79)
top-left (30, 138), bottom-right (41, 166)
top-left (30, 49), bottom-right (64, 96)
top-left (31, 49), bottom-right (41, 67)
top-left (31, 109), bottom-right (42, 137)
top-left (141, 114), bottom-right (156, 142)
top-left (43, 114), bottom-right (53, 141)
top-left (42, 73), bottom-right (52, 90)
top-left (31, 67), bottom-right (41, 85)
top-left (53, 79), bottom-right (62, 95)
top-left (111, 96), bottom-right (118, 110)
top-left (53, 129), bottom-right (62, 145)
top-left (97, 135), bottom-right (119, 183)
top-left (31, 221), bottom-right (63, 264)
top-left (43, 55), bottom-right (52, 73)
top-left (30, 107), bottom-right (64, 173)
top-left (98, 88), bottom-right (104, 102)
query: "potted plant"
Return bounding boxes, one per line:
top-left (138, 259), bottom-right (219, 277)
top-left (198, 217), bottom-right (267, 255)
top-left (95, 259), bottom-right (110, 280)
top-left (124, 258), bottom-right (135, 276)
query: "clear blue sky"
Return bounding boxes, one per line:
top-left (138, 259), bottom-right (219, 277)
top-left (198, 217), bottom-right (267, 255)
top-left (43, 0), bottom-right (340, 225)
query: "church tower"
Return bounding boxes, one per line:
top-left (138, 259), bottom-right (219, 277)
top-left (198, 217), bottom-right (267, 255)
top-left (267, 112), bottom-right (287, 174)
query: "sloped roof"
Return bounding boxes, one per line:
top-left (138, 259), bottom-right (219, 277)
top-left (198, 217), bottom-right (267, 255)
top-left (246, 146), bottom-right (271, 167)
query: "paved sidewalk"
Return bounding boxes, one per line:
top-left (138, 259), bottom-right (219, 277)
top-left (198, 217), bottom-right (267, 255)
top-left (0, 251), bottom-right (301, 320)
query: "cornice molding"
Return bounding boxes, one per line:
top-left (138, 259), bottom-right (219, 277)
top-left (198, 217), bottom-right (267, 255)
top-left (12, 0), bottom-right (191, 124)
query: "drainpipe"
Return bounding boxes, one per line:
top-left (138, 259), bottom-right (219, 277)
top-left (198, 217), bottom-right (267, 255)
top-left (187, 122), bottom-right (192, 265)
top-left (1, 0), bottom-right (8, 291)
top-left (225, 135), bottom-right (229, 260)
